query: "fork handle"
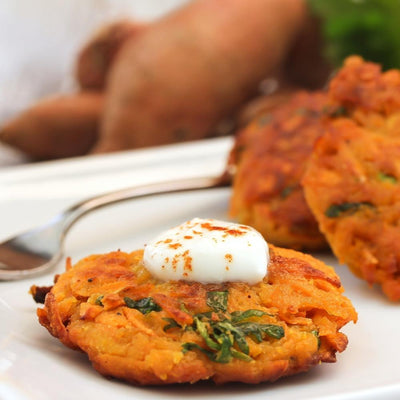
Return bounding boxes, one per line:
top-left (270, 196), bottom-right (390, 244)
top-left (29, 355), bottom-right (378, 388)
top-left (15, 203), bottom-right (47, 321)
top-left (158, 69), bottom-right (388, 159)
top-left (0, 173), bottom-right (230, 281)
top-left (60, 173), bottom-right (230, 235)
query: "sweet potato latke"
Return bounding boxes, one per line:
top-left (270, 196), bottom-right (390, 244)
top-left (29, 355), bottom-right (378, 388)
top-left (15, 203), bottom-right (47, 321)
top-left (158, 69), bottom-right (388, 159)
top-left (303, 56), bottom-right (400, 301)
top-left (35, 246), bottom-right (356, 385)
top-left (303, 118), bottom-right (400, 301)
top-left (228, 91), bottom-right (329, 250)
top-left (329, 55), bottom-right (400, 130)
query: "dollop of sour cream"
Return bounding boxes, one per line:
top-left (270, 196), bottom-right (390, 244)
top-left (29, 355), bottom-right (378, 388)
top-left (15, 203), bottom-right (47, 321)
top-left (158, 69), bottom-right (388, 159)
top-left (143, 218), bottom-right (269, 284)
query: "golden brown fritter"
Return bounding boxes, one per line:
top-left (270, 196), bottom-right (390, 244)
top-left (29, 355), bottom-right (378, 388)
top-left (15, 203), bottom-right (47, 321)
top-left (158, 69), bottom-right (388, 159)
top-left (229, 56), bottom-right (400, 300)
top-left (229, 91), bottom-right (329, 250)
top-left (302, 56), bottom-right (400, 301)
top-left (303, 118), bottom-right (400, 301)
top-left (328, 55), bottom-right (400, 131)
top-left (36, 246), bottom-right (356, 385)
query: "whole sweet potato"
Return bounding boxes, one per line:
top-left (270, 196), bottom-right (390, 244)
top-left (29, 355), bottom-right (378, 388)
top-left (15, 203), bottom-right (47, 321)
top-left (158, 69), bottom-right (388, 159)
top-left (93, 0), bottom-right (309, 152)
top-left (76, 20), bottom-right (147, 90)
top-left (0, 92), bottom-right (104, 160)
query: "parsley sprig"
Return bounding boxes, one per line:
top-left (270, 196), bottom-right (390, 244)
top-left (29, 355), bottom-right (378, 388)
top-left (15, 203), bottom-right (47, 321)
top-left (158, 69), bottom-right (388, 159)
top-left (166, 290), bottom-right (285, 363)
top-left (325, 201), bottom-right (374, 218)
top-left (123, 296), bottom-right (161, 314)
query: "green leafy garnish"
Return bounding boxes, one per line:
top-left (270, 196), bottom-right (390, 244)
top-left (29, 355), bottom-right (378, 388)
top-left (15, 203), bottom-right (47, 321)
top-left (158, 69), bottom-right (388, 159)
top-left (378, 172), bottom-right (397, 184)
top-left (231, 309), bottom-right (270, 323)
top-left (182, 314), bottom-right (283, 364)
top-left (95, 295), bottom-right (104, 307)
top-left (182, 343), bottom-right (217, 360)
top-left (322, 105), bottom-right (348, 118)
top-left (206, 291), bottom-right (228, 313)
top-left (330, 106), bottom-right (348, 117)
top-left (236, 322), bottom-right (284, 341)
top-left (308, 0), bottom-right (400, 70)
top-left (325, 201), bottom-right (374, 218)
top-left (162, 318), bottom-right (182, 332)
top-left (180, 291), bottom-right (284, 363)
top-left (281, 186), bottom-right (295, 199)
top-left (124, 296), bottom-right (161, 314)
top-left (311, 329), bottom-right (321, 349)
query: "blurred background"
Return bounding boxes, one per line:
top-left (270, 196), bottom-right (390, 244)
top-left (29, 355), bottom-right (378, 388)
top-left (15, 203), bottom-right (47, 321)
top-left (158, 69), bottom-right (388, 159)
top-left (0, 0), bottom-right (188, 123)
top-left (1, 0), bottom-right (399, 167)
top-left (0, 0), bottom-right (188, 165)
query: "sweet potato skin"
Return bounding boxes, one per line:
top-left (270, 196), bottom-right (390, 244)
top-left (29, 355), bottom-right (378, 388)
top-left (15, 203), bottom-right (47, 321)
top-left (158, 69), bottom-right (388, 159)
top-left (75, 20), bottom-right (147, 90)
top-left (0, 92), bottom-right (104, 160)
top-left (37, 246), bottom-right (356, 385)
top-left (93, 0), bottom-right (308, 152)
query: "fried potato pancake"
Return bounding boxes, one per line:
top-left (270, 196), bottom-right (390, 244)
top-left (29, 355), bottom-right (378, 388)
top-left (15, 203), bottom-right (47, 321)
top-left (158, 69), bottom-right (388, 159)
top-left (302, 56), bottom-right (400, 301)
top-left (328, 55), bottom-right (400, 131)
top-left (303, 118), bottom-right (400, 301)
top-left (36, 246), bottom-right (356, 385)
top-left (228, 91), bottom-right (328, 250)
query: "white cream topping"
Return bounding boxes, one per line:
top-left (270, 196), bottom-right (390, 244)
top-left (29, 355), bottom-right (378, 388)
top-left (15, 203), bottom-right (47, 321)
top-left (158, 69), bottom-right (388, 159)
top-left (143, 218), bottom-right (269, 284)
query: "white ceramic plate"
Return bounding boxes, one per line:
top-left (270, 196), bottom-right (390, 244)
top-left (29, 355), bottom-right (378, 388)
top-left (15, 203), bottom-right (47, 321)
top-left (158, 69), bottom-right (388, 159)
top-left (0, 137), bottom-right (399, 400)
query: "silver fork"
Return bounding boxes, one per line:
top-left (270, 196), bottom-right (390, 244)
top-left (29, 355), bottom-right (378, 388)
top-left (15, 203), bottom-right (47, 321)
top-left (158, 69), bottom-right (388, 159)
top-left (0, 174), bottom-right (229, 281)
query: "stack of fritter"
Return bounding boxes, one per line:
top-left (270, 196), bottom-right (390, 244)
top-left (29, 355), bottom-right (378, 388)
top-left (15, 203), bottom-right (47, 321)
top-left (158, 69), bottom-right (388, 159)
top-left (230, 56), bottom-right (400, 301)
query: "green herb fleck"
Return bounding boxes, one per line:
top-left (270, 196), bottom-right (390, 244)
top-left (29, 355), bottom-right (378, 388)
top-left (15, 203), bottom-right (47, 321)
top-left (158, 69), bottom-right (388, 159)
top-left (179, 302), bottom-right (190, 314)
top-left (206, 291), bottom-right (228, 313)
top-left (95, 295), bottom-right (104, 307)
top-left (281, 186), bottom-right (295, 199)
top-left (181, 291), bottom-right (283, 363)
top-left (325, 201), bottom-right (374, 218)
top-left (182, 343), bottom-right (217, 360)
top-left (329, 106), bottom-right (348, 117)
top-left (311, 329), bottom-right (321, 349)
top-left (237, 322), bottom-right (284, 341)
top-left (123, 296), bottom-right (161, 314)
top-left (231, 309), bottom-right (270, 323)
top-left (162, 318), bottom-right (182, 332)
top-left (378, 172), bottom-right (397, 184)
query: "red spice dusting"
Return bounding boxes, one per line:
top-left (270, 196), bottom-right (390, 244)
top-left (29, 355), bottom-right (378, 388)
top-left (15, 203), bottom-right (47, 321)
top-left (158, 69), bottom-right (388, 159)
top-left (162, 238), bottom-right (173, 244)
top-left (200, 222), bottom-right (247, 238)
top-left (182, 250), bottom-right (193, 272)
top-left (184, 235), bottom-right (193, 239)
top-left (169, 243), bottom-right (182, 249)
top-left (225, 266), bottom-right (229, 271)
top-left (192, 230), bottom-right (202, 235)
top-left (172, 256), bottom-right (178, 271)
top-left (225, 228), bottom-right (246, 237)
top-left (201, 222), bottom-right (225, 231)
top-left (169, 250), bottom-right (193, 274)
top-left (225, 254), bottom-right (233, 263)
